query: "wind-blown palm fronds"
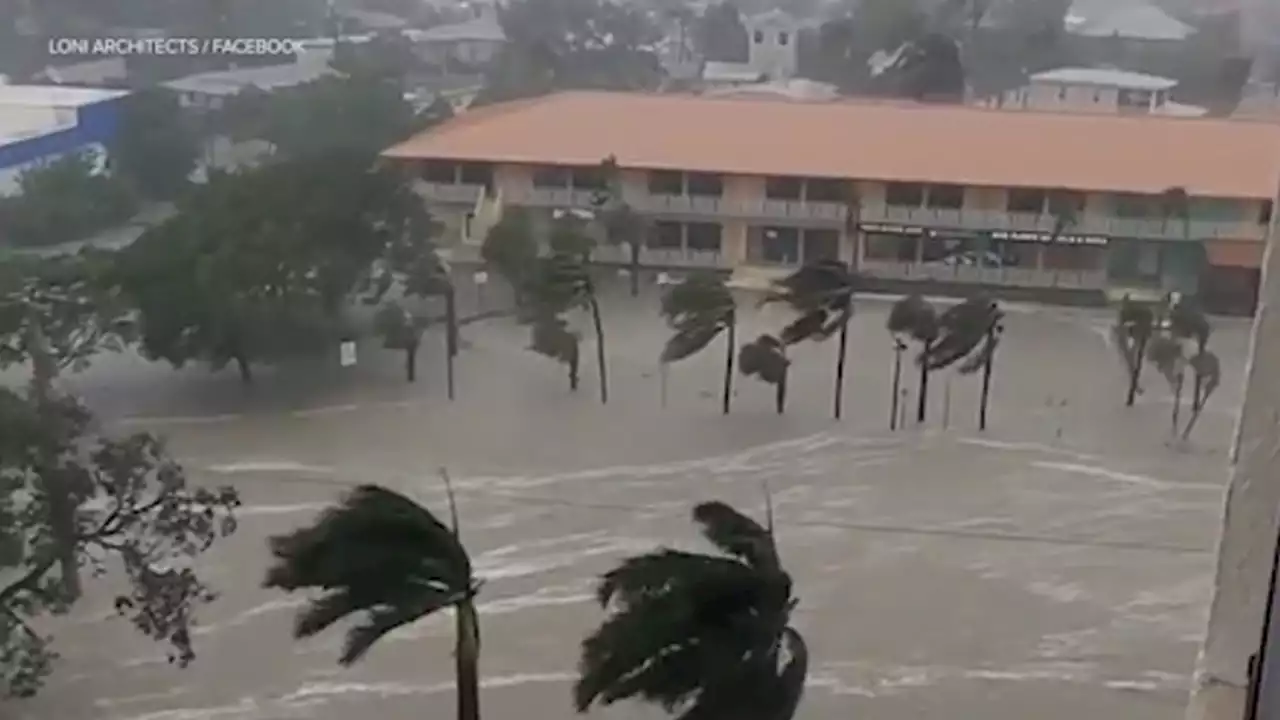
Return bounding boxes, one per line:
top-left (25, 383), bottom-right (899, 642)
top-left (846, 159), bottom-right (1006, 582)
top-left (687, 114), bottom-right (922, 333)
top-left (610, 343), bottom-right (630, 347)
top-left (575, 501), bottom-right (806, 720)
top-left (263, 483), bottom-right (482, 720)
top-left (739, 334), bottom-right (790, 414)
top-left (918, 296), bottom-right (1004, 429)
top-left (523, 251), bottom-right (608, 402)
top-left (660, 273), bottom-right (737, 413)
top-left (887, 294), bottom-right (938, 423)
top-left (762, 260), bottom-right (857, 419)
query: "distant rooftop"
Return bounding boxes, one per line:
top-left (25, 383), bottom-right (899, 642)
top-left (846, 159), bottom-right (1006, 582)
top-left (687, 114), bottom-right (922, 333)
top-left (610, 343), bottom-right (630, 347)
top-left (1031, 67), bottom-right (1179, 90)
top-left (0, 84), bottom-right (129, 108)
top-left (1065, 0), bottom-right (1194, 40)
top-left (162, 63), bottom-right (336, 96)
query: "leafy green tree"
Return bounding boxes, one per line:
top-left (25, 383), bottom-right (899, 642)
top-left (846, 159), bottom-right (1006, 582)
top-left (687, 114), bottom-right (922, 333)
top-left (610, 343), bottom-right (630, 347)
top-left (0, 251), bottom-right (136, 600)
top-left (0, 153), bottom-right (138, 248)
top-left (254, 73), bottom-right (416, 159)
top-left (118, 152), bottom-right (419, 383)
top-left (738, 334), bottom-right (789, 414)
top-left (108, 89), bottom-right (200, 201)
top-left (1112, 294), bottom-right (1155, 406)
top-left (763, 261), bottom-right (857, 420)
top-left (919, 296), bottom-right (1004, 430)
top-left (368, 206), bottom-right (451, 386)
top-left (886, 294), bottom-right (938, 424)
top-left (576, 500), bottom-right (808, 720)
top-left (888, 32), bottom-right (967, 101)
top-left (264, 482), bottom-right (481, 720)
top-left (0, 386), bottom-right (240, 698)
top-left (694, 1), bottom-right (749, 62)
top-left (592, 155), bottom-right (648, 297)
top-left (659, 273), bottom-right (737, 414)
top-left (480, 208), bottom-right (539, 307)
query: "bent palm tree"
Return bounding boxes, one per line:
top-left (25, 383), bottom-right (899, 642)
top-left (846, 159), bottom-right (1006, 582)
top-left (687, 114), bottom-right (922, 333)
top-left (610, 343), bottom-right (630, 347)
top-left (659, 272), bottom-right (737, 414)
top-left (1146, 333), bottom-right (1187, 438)
top-left (886, 294), bottom-right (938, 424)
top-left (1113, 294), bottom-right (1154, 406)
top-left (920, 296), bottom-right (1004, 431)
top-left (763, 260), bottom-right (857, 419)
top-left (575, 500), bottom-right (808, 720)
top-left (739, 334), bottom-right (790, 414)
top-left (593, 155), bottom-right (648, 297)
top-left (1168, 295), bottom-right (1212, 413)
top-left (526, 251), bottom-right (608, 403)
top-left (1181, 349), bottom-right (1221, 442)
top-left (263, 483), bottom-right (481, 720)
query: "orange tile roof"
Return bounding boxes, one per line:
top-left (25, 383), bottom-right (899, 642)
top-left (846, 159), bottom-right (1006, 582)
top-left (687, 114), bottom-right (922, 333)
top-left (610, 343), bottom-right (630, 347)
top-left (383, 91), bottom-right (1280, 198)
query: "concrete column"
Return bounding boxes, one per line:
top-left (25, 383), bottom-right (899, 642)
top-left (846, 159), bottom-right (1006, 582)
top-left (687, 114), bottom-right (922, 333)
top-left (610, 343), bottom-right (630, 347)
top-left (1186, 194), bottom-right (1280, 720)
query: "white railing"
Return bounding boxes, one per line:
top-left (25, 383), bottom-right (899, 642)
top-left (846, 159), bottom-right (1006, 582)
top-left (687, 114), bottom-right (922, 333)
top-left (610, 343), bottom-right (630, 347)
top-left (858, 260), bottom-right (1107, 289)
top-left (413, 181), bottom-right (485, 204)
top-left (858, 205), bottom-right (1265, 242)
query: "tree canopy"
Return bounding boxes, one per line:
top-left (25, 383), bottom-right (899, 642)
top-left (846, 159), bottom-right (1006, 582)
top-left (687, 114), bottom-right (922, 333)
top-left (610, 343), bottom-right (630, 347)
top-left (117, 150), bottom-right (432, 381)
top-left (108, 89), bottom-right (200, 201)
top-left (0, 153), bottom-right (138, 248)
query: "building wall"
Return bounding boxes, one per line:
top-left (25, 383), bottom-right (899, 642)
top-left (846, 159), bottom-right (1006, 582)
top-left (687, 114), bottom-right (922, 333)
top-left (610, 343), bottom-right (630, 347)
top-left (743, 16), bottom-right (799, 80)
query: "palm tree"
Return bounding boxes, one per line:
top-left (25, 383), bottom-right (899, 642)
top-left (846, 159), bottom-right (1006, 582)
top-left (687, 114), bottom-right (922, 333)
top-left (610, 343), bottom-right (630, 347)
top-left (1113, 294), bottom-right (1155, 406)
top-left (1160, 186), bottom-right (1191, 240)
top-left (886, 294), bottom-right (939, 424)
top-left (575, 500), bottom-right (808, 720)
top-left (525, 250), bottom-right (608, 403)
top-left (528, 312), bottom-right (582, 391)
top-left (1168, 295), bottom-right (1212, 413)
top-left (763, 260), bottom-right (857, 419)
top-left (659, 272), bottom-right (737, 414)
top-left (592, 155), bottom-right (648, 298)
top-left (263, 481), bottom-right (482, 720)
top-left (1145, 332), bottom-right (1187, 439)
top-left (739, 334), bottom-right (790, 414)
top-left (1181, 349), bottom-right (1221, 442)
top-left (919, 296), bottom-right (1004, 430)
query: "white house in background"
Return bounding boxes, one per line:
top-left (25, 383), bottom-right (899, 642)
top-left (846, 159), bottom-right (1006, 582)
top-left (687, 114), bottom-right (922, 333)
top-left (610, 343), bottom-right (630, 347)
top-left (0, 85), bottom-right (130, 196)
top-left (701, 9), bottom-right (808, 88)
top-left (161, 49), bottom-right (342, 111)
top-left (404, 4), bottom-right (506, 68)
top-left (704, 78), bottom-right (839, 102)
top-left (979, 67), bottom-right (1206, 116)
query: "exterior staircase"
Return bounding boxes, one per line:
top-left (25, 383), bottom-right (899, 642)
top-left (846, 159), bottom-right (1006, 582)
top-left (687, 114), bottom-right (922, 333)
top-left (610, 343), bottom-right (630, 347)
top-left (727, 264), bottom-right (791, 292)
top-left (464, 186), bottom-right (504, 247)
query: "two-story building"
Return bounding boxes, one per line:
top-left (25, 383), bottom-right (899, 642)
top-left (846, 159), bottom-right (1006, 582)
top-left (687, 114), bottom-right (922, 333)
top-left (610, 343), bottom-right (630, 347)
top-left (383, 91), bottom-right (1280, 314)
top-left (980, 67), bottom-right (1206, 116)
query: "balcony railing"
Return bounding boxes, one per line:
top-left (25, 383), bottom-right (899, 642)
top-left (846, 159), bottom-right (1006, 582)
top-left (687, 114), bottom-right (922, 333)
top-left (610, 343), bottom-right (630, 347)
top-left (859, 206), bottom-right (1265, 242)
top-left (859, 259), bottom-right (1107, 290)
top-left (590, 243), bottom-right (728, 269)
top-left (413, 181), bottom-right (485, 204)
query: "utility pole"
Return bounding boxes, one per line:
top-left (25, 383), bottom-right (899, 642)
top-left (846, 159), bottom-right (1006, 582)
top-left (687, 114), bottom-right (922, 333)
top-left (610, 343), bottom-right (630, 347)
top-left (1185, 174), bottom-right (1280, 720)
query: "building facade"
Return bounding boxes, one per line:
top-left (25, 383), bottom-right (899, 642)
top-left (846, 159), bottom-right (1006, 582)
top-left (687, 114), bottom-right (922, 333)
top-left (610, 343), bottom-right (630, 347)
top-left (0, 85), bottom-right (129, 196)
top-left (979, 67), bottom-right (1206, 116)
top-left (384, 91), bottom-right (1278, 313)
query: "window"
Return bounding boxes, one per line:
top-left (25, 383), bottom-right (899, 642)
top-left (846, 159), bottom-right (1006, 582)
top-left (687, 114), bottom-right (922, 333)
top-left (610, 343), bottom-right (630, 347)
top-left (648, 170), bottom-right (684, 195)
top-left (686, 222), bottom-right (722, 252)
top-left (884, 182), bottom-right (925, 207)
top-left (571, 166), bottom-right (605, 190)
top-left (1137, 242), bottom-right (1161, 276)
top-left (1047, 190), bottom-right (1085, 216)
top-left (649, 221), bottom-right (683, 249)
top-left (420, 161), bottom-right (456, 184)
top-left (765, 176), bottom-right (803, 200)
top-left (458, 162), bottom-right (492, 187)
top-left (863, 232), bottom-right (917, 262)
top-left (749, 226), bottom-right (800, 264)
top-left (1262, 200), bottom-right (1273, 224)
top-left (805, 178), bottom-right (846, 203)
top-left (925, 184), bottom-right (964, 210)
top-left (753, 30), bottom-right (764, 43)
top-left (1112, 193), bottom-right (1156, 218)
top-left (778, 31), bottom-right (789, 45)
top-left (802, 229), bottom-right (839, 262)
top-left (533, 165), bottom-right (571, 188)
top-left (1006, 188), bottom-right (1046, 214)
top-left (685, 172), bottom-right (723, 196)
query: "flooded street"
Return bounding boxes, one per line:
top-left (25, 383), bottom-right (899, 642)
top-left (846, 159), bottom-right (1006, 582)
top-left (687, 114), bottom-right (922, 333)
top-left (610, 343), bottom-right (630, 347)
top-left (3, 290), bottom-right (1252, 720)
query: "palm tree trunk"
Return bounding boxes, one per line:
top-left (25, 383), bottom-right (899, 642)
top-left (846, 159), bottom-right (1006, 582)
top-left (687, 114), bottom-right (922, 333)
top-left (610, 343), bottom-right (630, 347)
top-left (1171, 367), bottom-right (1185, 438)
top-left (775, 368), bottom-right (787, 415)
top-left (1191, 338), bottom-right (1206, 413)
top-left (1124, 332), bottom-right (1147, 407)
top-left (454, 600), bottom-right (481, 720)
top-left (721, 320), bottom-right (735, 415)
top-left (405, 346), bottom-right (417, 383)
top-left (628, 242), bottom-right (640, 297)
top-left (890, 345), bottom-right (902, 430)
top-left (916, 339), bottom-right (931, 423)
top-left (588, 296), bottom-right (608, 404)
top-left (445, 285), bottom-right (458, 401)
top-left (235, 354), bottom-right (252, 385)
top-left (569, 351), bottom-right (579, 391)
top-left (832, 320), bottom-right (849, 420)
top-left (978, 329), bottom-right (996, 431)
